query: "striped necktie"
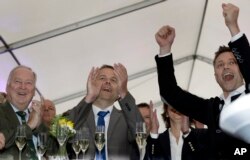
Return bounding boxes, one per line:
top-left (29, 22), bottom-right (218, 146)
top-left (16, 111), bottom-right (38, 160)
top-left (16, 111), bottom-right (27, 124)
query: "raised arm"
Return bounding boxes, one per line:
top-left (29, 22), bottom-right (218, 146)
top-left (155, 25), bottom-right (175, 55)
top-left (223, 3), bottom-right (250, 91)
top-left (154, 25), bottom-right (210, 125)
top-left (222, 3), bottom-right (240, 36)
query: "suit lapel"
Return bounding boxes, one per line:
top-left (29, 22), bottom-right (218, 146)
top-left (2, 101), bottom-right (20, 127)
top-left (161, 129), bottom-right (171, 159)
top-left (83, 108), bottom-right (97, 159)
top-left (107, 107), bottom-right (122, 140)
top-left (85, 108), bottom-right (96, 140)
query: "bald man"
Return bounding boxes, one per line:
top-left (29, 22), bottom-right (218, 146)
top-left (42, 99), bottom-right (56, 127)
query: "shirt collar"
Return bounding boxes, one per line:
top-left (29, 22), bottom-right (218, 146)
top-left (92, 105), bottom-right (113, 116)
top-left (10, 103), bottom-right (29, 115)
top-left (220, 85), bottom-right (245, 108)
top-left (220, 85), bottom-right (245, 101)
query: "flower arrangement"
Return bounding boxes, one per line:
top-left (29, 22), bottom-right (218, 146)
top-left (50, 114), bottom-right (76, 138)
top-left (49, 114), bottom-right (76, 158)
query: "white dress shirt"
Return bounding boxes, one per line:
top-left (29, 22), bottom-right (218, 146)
top-left (169, 129), bottom-right (184, 160)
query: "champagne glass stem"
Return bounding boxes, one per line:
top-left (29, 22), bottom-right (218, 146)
top-left (82, 151), bottom-right (85, 160)
top-left (19, 150), bottom-right (21, 160)
top-left (38, 155), bottom-right (41, 160)
top-left (76, 153), bottom-right (79, 160)
top-left (139, 148), bottom-right (142, 160)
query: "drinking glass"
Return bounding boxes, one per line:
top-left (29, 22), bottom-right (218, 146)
top-left (56, 125), bottom-right (68, 159)
top-left (56, 125), bottom-right (67, 147)
top-left (94, 125), bottom-right (105, 157)
top-left (136, 122), bottom-right (147, 160)
top-left (37, 132), bottom-right (48, 160)
top-left (15, 125), bottom-right (27, 160)
top-left (80, 127), bottom-right (90, 157)
top-left (72, 130), bottom-right (82, 160)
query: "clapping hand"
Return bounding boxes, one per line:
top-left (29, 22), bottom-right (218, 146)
top-left (28, 100), bottom-right (42, 130)
top-left (85, 67), bottom-right (102, 103)
top-left (114, 63), bottom-right (128, 99)
top-left (149, 101), bottom-right (159, 134)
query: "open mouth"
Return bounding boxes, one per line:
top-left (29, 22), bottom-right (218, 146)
top-left (17, 91), bottom-right (27, 97)
top-left (102, 87), bottom-right (111, 93)
top-left (223, 72), bottom-right (234, 81)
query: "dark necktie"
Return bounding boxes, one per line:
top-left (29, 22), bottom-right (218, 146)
top-left (218, 93), bottom-right (242, 111)
top-left (231, 93), bottom-right (242, 102)
top-left (16, 111), bottom-right (38, 160)
top-left (16, 111), bottom-right (27, 124)
top-left (96, 111), bottom-right (109, 160)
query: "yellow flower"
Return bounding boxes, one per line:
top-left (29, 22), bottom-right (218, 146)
top-left (67, 121), bottom-right (74, 129)
top-left (50, 114), bottom-right (76, 138)
top-left (59, 118), bottom-right (67, 126)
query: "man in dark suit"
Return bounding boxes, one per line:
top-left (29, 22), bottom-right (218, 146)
top-left (0, 65), bottom-right (47, 160)
top-left (65, 63), bottom-right (142, 160)
top-left (154, 3), bottom-right (250, 160)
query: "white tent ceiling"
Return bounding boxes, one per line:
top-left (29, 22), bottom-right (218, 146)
top-left (1, 0), bottom-right (250, 117)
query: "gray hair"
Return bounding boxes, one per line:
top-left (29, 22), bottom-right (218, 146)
top-left (7, 65), bottom-right (37, 85)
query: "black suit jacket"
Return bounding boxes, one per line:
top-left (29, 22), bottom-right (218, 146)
top-left (144, 128), bottom-right (208, 160)
top-left (155, 35), bottom-right (250, 160)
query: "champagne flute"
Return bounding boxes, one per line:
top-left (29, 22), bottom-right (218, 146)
top-left (15, 125), bottom-right (27, 160)
top-left (56, 124), bottom-right (68, 159)
top-left (79, 127), bottom-right (90, 156)
top-left (136, 122), bottom-right (147, 160)
top-left (72, 130), bottom-right (82, 160)
top-left (56, 125), bottom-right (67, 146)
top-left (94, 125), bottom-right (105, 157)
top-left (37, 132), bottom-right (48, 160)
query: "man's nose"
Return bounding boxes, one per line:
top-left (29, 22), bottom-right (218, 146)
top-left (224, 62), bottom-right (231, 69)
top-left (19, 82), bottom-right (26, 89)
top-left (104, 80), bottom-right (111, 84)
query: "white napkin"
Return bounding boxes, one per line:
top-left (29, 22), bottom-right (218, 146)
top-left (219, 93), bottom-right (250, 144)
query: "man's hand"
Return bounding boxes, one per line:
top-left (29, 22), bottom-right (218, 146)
top-left (0, 132), bottom-right (5, 150)
top-left (27, 100), bottom-right (42, 130)
top-left (85, 67), bottom-right (102, 103)
top-left (149, 101), bottom-right (159, 134)
top-left (114, 63), bottom-right (128, 99)
top-left (155, 25), bottom-right (176, 55)
top-left (222, 3), bottom-right (240, 36)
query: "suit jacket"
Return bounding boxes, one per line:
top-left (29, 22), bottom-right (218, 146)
top-left (64, 92), bottom-right (142, 160)
top-left (144, 128), bottom-right (208, 160)
top-left (155, 35), bottom-right (250, 160)
top-left (0, 101), bottom-right (57, 160)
